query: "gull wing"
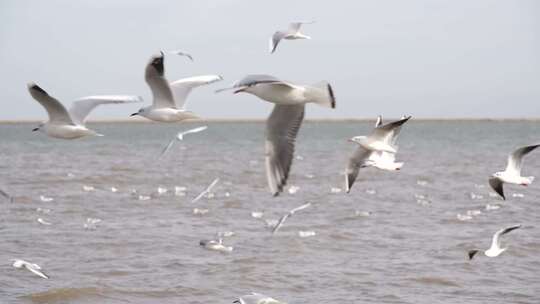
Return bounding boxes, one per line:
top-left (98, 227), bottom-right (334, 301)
top-left (491, 224), bottom-right (521, 249)
top-left (345, 145), bottom-right (373, 193)
top-left (70, 95), bottom-right (142, 125)
top-left (290, 202), bottom-right (311, 214)
top-left (169, 75), bottom-right (222, 109)
top-left (191, 178), bottom-right (220, 203)
top-left (371, 116), bottom-right (411, 146)
top-left (265, 104), bottom-right (305, 196)
top-left (374, 115), bottom-right (383, 127)
top-left (269, 31), bottom-right (287, 53)
top-left (216, 75), bottom-right (295, 93)
top-left (145, 52), bottom-right (176, 108)
top-left (24, 263), bottom-right (49, 279)
top-left (505, 144), bottom-right (540, 175)
top-left (488, 177), bottom-right (505, 200)
top-left (166, 50), bottom-right (194, 61)
top-left (287, 21), bottom-right (315, 34)
top-left (27, 83), bottom-right (74, 124)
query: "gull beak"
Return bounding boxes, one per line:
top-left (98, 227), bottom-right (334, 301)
top-left (32, 127), bottom-right (39, 132)
top-left (347, 138), bottom-right (355, 143)
top-left (233, 88), bottom-right (246, 94)
top-left (130, 113), bottom-right (139, 117)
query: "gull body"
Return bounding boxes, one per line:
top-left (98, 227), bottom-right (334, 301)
top-left (132, 52), bottom-right (222, 122)
top-left (269, 21), bottom-right (315, 54)
top-left (489, 144), bottom-right (539, 200)
top-left (27, 83), bottom-right (141, 139)
top-left (345, 116), bottom-right (410, 193)
top-left (234, 292), bottom-right (286, 304)
top-left (200, 238), bottom-right (233, 253)
top-left (12, 259), bottom-right (49, 279)
top-left (217, 74), bottom-right (335, 196)
top-left (468, 224), bottom-right (521, 259)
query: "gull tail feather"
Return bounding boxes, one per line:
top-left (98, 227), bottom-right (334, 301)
top-left (305, 81), bottom-right (336, 109)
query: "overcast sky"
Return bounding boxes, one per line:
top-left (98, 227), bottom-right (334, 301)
top-left (1, 0), bottom-right (538, 120)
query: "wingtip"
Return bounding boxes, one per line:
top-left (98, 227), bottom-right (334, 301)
top-left (327, 84), bottom-right (336, 109)
top-left (27, 82), bottom-right (47, 94)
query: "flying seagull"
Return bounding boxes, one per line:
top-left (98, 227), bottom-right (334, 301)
top-left (468, 224), bottom-right (521, 260)
top-left (345, 116), bottom-right (411, 193)
top-left (217, 74), bottom-right (335, 196)
top-left (131, 52), bottom-right (222, 122)
top-left (0, 189), bottom-right (13, 203)
top-left (191, 178), bottom-right (220, 203)
top-left (160, 125), bottom-right (208, 157)
top-left (27, 83), bottom-right (141, 139)
top-left (272, 202), bottom-right (311, 234)
top-left (489, 144), bottom-right (540, 200)
top-left (12, 259), bottom-right (49, 279)
top-left (269, 21), bottom-right (315, 54)
top-left (234, 293), bottom-right (286, 304)
top-left (165, 49), bottom-right (194, 61)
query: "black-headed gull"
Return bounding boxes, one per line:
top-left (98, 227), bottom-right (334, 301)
top-left (269, 21), bottom-right (315, 54)
top-left (468, 224), bottom-right (521, 259)
top-left (27, 83), bottom-right (141, 139)
top-left (234, 292), bottom-right (286, 304)
top-left (12, 259), bottom-right (49, 279)
top-left (489, 144), bottom-right (540, 200)
top-left (345, 116), bottom-right (410, 193)
top-left (131, 52), bottom-right (222, 122)
top-left (217, 74), bottom-right (335, 196)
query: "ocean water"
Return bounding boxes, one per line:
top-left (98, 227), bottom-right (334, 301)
top-left (0, 121), bottom-right (539, 304)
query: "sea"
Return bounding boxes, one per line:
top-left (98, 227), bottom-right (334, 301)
top-left (0, 121), bottom-right (539, 303)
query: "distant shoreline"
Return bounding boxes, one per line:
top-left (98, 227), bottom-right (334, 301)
top-left (1, 117), bottom-right (540, 124)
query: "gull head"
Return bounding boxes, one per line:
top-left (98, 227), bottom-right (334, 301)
top-left (492, 172), bottom-right (503, 178)
top-left (348, 136), bottom-right (366, 145)
top-left (130, 107), bottom-right (147, 117)
top-left (147, 52), bottom-right (165, 76)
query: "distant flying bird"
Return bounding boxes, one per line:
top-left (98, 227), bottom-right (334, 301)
top-left (160, 126), bottom-right (208, 157)
top-left (489, 144), bottom-right (540, 200)
top-left (165, 49), bottom-right (194, 61)
top-left (468, 224), bottom-right (521, 260)
top-left (131, 52), bottom-right (222, 122)
top-left (217, 74), bottom-right (335, 196)
top-left (234, 292), bottom-right (286, 304)
top-left (27, 83), bottom-right (142, 139)
top-left (0, 189), bottom-right (13, 203)
top-left (191, 178), bottom-right (220, 203)
top-left (12, 259), bottom-right (49, 279)
top-left (272, 202), bottom-right (311, 234)
top-left (345, 116), bottom-right (411, 193)
top-left (269, 21), bottom-right (315, 54)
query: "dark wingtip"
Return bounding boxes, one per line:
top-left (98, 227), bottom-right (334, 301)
top-left (327, 84), bottom-right (336, 109)
top-left (28, 82), bottom-right (47, 94)
top-left (468, 250), bottom-right (479, 260)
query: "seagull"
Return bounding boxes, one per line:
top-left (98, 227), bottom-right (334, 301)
top-left (160, 126), bottom-right (208, 157)
top-left (217, 74), bottom-right (336, 196)
top-left (272, 202), bottom-right (311, 234)
top-left (0, 189), bottom-right (13, 203)
top-left (345, 116), bottom-right (411, 193)
top-left (12, 259), bottom-right (49, 279)
top-left (191, 178), bottom-right (220, 203)
top-left (200, 233), bottom-right (233, 253)
top-left (468, 224), bottom-right (521, 260)
top-left (165, 49), bottom-right (194, 61)
top-left (489, 144), bottom-right (540, 200)
top-left (269, 21), bottom-right (315, 54)
top-left (131, 52), bottom-right (222, 122)
top-left (234, 292), bottom-right (286, 304)
top-left (27, 83), bottom-right (142, 139)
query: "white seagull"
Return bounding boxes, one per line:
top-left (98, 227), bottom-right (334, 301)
top-left (345, 116), bottom-right (411, 193)
top-left (272, 202), bottom-right (311, 234)
top-left (165, 49), bottom-right (194, 61)
top-left (160, 125), bottom-right (208, 157)
top-left (12, 259), bottom-right (49, 279)
top-left (131, 52), bottom-right (222, 122)
top-left (234, 292), bottom-right (286, 304)
top-left (217, 74), bottom-right (336, 196)
top-left (269, 21), bottom-right (315, 54)
top-left (200, 234), bottom-right (233, 253)
top-left (489, 144), bottom-right (540, 200)
top-left (191, 178), bottom-right (220, 203)
top-left (27, 83), bottom-right (142, 139)
top-left (468, 224), bottom-right (521, 260)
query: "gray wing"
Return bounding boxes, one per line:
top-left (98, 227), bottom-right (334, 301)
top-left (216, 75), bottom-right (294, 93)
top-left (265, 104), bottom-right (305, 196)
top-left (70, 95), bottom-right (142, 125)
top-left (27, 83), bottom-right (74, 124)
top-left (269, 31), bottom-right (287, 53)
top-left (505, 144), bottom-right (540, 175)
top-left (272, 213), bottom-right (289, 234)
top-left (345, 146), bottom-right (372, 193)
top-left (491, 224), bottom-right (521, 248)
top-left (488, 177), bottom-right (505, 200)
top-left (145, 52), bottom-right (176, 108)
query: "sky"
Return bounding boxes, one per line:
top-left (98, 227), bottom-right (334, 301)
top-left (0, 0), bottom-right (539, 120)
